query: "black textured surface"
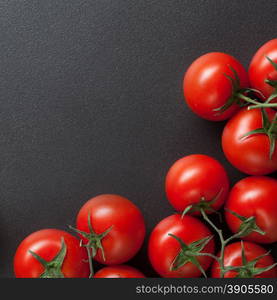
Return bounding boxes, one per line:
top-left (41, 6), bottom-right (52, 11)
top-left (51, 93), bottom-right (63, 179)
top-left (0, 0), bottom-right (276, 278)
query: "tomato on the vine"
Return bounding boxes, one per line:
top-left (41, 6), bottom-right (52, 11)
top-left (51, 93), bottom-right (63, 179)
top-left (211, 241), bottom-right (277, 278)
top-left (14, 229), bottom-right (89, 278)
top-left (165, 154), bottom-right (229, 214)
top-left (183, 52), bottom-right (249, 121)
top-left (73, 194), bottom-right (146, 266)
top-left (222, 107), bottom-right (277, 175)
top-left (148, 214), bottom-right (215, 278)
top-left (94, 265), bottom-right (145, 278)
top-left (225, 176), bottom-right (277, 244)
top-left (249, 39), bottom-right (277, 102)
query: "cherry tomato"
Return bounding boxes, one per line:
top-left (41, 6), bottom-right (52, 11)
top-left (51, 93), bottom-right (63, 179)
top-left (211, 241), bottom-right (277, 278)
top-left (165, 154), bottom-right (229, 214)
top-left (183, 52), bottom-right (249, 121)
top-left (222, 107), bottom-right (277, 175)
top-left (94, 265), bottom-right (145, 278)
top-left (225, 176), bottom-right (277, 244)
top-left (75, 194), bottom-right (146, 265)
top-left (14, 229), bottom-right (89, 278)
top-left (249, 39), bottom-right (277, 101)
top-left (148, 214), bottom-right (215, 278)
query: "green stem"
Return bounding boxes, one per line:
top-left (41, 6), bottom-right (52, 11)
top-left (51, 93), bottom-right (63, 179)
top-left (200, 209), bottom-right (274, 278)
top-left (248, 103), bottom-right (277, 110)
top-left (200, 209), bottom-right (225, 278)
top-left (200, 209), bottom-right (253, 278)
top-left (238, 93), bottom-right (262, 105)
top-left (238, 93), bottom-right (277, 109)
top-left (194, 252), bottom-right (220, 262)
top-left (86, 245), bottom-right (94, 278)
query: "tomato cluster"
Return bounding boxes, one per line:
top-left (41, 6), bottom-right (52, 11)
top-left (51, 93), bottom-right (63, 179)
top-left (14, 195), bottom-right (146, 278)
top-left (13, 39), bottom-right (277, 278)
top-left (183, 39), bottom-right (277, 175)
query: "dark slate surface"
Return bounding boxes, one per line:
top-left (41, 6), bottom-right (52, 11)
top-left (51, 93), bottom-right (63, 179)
top-left (0, 0), bottom-right (276, 277)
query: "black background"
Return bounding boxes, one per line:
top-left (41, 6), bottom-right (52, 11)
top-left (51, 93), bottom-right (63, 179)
top-left (0, 0), bottom-right (276, 278)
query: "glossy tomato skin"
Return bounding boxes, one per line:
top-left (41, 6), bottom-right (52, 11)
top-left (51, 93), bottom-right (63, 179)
top-left (225, 176), bottom-right (277, 244)
top-left (76, 194), bottom-right (146, 265)
top-left (249, 39), bottom-right (277, 100)
top-left (165, 154), bottom-right (229, 214)
top-left (211, 241), bottom-right (277, 278)
top-left (183, 52), bottom-right (249, 121)
top-left (14, 229), bottom-right (89, 278)
top-left (148, 214), bottom-right (215, 278)
top-left (222, 107), bottom-right (277, 175)
top-left (94, 265), bottom-right (145, 278)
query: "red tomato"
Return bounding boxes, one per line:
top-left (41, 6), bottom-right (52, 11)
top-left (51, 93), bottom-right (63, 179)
top-left (225, 176), bottom-right (277, 244)
top-left (249, 39), bottom-right (277, 100)
top-left (148, 214), bottom-right (215, 278)
top-left (211, 241), bottom-right (277, 278)
top-left (222, 107), bottom-right (277, 175)
top-left (14, 229), bottom-right (89, 278)
top-left (75, 194), bottom-right (145, 265)
top-left (165, 154), bottom-right (229, 214)
top-left (183, 52), bottom-right (249, 121)
top-left (94, 265), bottom-right (145, 278)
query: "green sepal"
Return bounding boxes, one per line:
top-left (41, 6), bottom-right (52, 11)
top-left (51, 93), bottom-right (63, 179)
top-left (240, 128), bottom-right (266, 140)
top-left (244, 88), bottom-right (266, 100)
top-left (29, 237), bottom-right (67, 278)
top-left (266, 91), bottom-right (277, 103)
top-left (222, 241), bottom-right (277, 278)
top-left (169, 234), bottom-right (213, 278)
top-left (265, 79), bottom-right (277, 88)
top-left (69, 213), bottom-right (112, 261)
top-left (69, 213), bottom-right (113, 278)
top-left (264, 57), bottom-right (277, 103)
top-left (266, 56), bottom-right (277, 71)
top-left (181, 189), bottom-right (223, 217)
top-left (226, 209), bottom-right (265, 237)
top-left (213, 66), bottom-right (242, 114)
top-left (240, 108), bottom-right (277, 160)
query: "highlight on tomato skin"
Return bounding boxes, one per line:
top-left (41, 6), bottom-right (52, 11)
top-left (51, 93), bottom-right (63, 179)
top-left (13, 229), bottom-right (90, 278)
top-left (225, 176), bottom-right (277, 244)
top-left (211, 241), bottom-right (277, 278)
top-left (165, 154), bottom-right (229, 215)
top-left (183, 52), bottom-right (249, 121)
top-left (222, 107), bottom-right (277, 176)
top-left (148, 214), bottom-right (215, 278)
top-left (94, 265), bottom-right (145, 278)
top-left (249, 38), bottom-right (277, 101)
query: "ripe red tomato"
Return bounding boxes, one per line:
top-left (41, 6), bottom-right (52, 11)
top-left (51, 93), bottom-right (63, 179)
top-left (165, 154), bottom-right (229, 214)
top-left (225, 176), bottom-right (277, 244)
top-left (222, 107), bottom-right (277, 175)
top-left (183, 52), bottom-right (249, 121)
top-left (249, 39), bottom-right (277, 101)
top-left (148, 214), bottom-right (215, 278)
top-left (211, 241), bottom-right (277, 278)
top-left (14, 229), bottom-right (89, 278)
top-left (75, 194), bottom-right (145, 265)
top-left (94, 265), bottom-right (145, 278)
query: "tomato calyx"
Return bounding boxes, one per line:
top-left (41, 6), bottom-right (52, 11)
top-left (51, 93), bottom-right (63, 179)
top-left (222, 241), bottom-right (277, 278)
top-left (265, 57), bottom-right (277, 103)
top-left (168, 233), bottom-right (213, 278)
top-left (29, 237), bottom-right (67, 278)
top-left (240, 108), bottom-right (277, 159)
top-left (200, 208), bottom-right (268, 278)
top-left (225, 209), bottom-right (265, 237)
top-left (213, 66), bottom-right (277, 113)
top-left (69, 213), bottom-right (113, 278)
top-left (213, 66), bottom-right (246, 114)
top-left (181, 189), bottom-right (223, 216)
